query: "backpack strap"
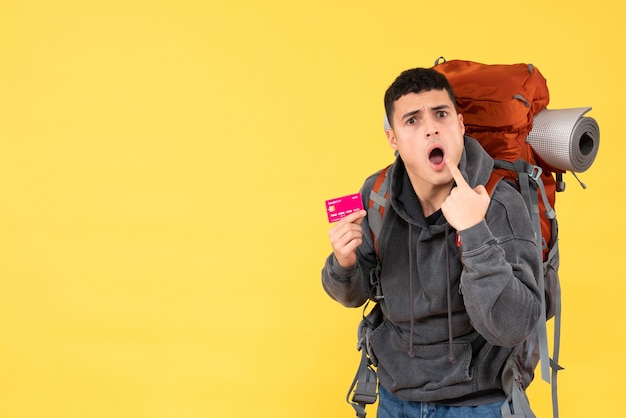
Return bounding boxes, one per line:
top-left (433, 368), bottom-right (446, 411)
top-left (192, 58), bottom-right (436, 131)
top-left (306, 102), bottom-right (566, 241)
top-left (501, 361), bottom-right (537, 418)
top-left (367, 165), bottom-right (391, 255)
top-left (493, 159), bottom-right (557, 384)
top-left (347, 303), bottom-right (382, 418)
top-left (347, 349), bottom-right (377, 418)
top-left (492, 160), bottom-right (564, 418)
top-left (551, 272), bottom-right (564, 417)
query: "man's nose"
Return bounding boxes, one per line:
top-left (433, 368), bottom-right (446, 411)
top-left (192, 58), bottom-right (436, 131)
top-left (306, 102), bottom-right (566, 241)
top-left (423, 116), bottom-right (439, 137)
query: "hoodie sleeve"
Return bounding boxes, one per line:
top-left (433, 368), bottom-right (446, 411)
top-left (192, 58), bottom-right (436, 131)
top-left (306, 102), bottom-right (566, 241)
top-left (456, 181), bottom-right (542, 347)
top-left (321, 254), bottom-right (370, 307)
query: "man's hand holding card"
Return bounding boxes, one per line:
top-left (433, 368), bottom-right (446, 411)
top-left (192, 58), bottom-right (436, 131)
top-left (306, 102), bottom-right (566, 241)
top-left (325, 193), bottom-right (367, 268)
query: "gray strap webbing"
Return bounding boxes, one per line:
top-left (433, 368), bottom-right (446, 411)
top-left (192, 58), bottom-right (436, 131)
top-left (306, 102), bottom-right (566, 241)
top-left (521, 161), bottom-right (551, 383)
top-left (367, 209), bottom-right (383, 250)
top-left (537, 177), bottom-right (556, 220)
top-left (501, 365), bottom-right (537, 418)
top-left (347, 350), bottom-right (376, 418)
top-left (367, 168), bottom-right (390, 249)
top-left (543, 225), bottom-right (563, 418)
top-left (348, 308), bottom-right (380, 418)
top-left (551, 269), bottom-right (564, 418)
top-left (527, 171), bottom-right (551, 384)
top-left (513, 93), bottom-right (531, 107)
top-left (369, 191), bottom-right (387, 208)
top-left (369, 167), bottom-right (390, 211)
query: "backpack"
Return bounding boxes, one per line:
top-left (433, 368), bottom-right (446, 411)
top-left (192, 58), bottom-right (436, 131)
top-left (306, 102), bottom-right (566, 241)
top-left (348, 58), bottom-right (567, 418)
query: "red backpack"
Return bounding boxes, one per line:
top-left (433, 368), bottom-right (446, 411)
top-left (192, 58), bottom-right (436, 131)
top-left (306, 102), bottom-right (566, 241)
top-left (351, 59), bottom-right (564, 418)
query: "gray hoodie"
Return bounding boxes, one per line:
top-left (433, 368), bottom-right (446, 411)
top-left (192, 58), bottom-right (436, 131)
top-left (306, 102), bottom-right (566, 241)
top-left (322, 136), bottom-right (542, 405)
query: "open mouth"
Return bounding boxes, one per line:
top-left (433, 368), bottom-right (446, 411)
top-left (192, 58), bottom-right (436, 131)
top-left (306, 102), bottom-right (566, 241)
top-left (429, 147), bottom-right (445, 165)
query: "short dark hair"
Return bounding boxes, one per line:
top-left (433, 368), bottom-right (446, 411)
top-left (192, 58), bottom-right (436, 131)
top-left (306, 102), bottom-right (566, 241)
top-left (384, 68), bottom-right (456, 128)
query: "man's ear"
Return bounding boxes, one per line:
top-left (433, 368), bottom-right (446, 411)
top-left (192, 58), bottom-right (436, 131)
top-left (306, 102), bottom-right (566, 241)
top-left (385, 129), bottom-right (398, 150)
top-left (458, 113), bottom-right (465, 135)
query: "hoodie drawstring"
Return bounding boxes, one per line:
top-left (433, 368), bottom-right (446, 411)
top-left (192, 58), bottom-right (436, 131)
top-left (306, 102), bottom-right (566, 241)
top-left (408, 223), bottom-right (416, 357)
top-left (445, 227), bottom-right (456, 364)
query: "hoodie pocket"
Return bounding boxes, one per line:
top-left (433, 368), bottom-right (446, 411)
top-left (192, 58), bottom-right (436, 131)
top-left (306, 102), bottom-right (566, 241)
top-left (369, 320), bottom-right (476, 400)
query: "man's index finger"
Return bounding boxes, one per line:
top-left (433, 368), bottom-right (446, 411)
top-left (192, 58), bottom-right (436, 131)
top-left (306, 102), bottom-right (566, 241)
top-left (446, 159), bottom-right (468, 188)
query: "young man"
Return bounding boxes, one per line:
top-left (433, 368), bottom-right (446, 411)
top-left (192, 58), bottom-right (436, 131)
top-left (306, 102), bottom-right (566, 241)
top-left (322, 68), bottom-right (542, 417)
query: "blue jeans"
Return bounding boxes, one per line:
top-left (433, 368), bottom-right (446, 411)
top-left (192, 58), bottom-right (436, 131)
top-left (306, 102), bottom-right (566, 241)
top-left (377, 385), bottom-right (504, 418)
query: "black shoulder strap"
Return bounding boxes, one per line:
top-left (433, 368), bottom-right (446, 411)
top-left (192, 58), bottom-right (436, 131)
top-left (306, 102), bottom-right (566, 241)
top-left (347, 303), bottom-right (381, 417)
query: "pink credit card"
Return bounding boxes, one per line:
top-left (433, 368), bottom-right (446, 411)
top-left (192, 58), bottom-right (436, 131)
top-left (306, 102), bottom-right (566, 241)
top-left (325, 193), bottom-right (364, 223)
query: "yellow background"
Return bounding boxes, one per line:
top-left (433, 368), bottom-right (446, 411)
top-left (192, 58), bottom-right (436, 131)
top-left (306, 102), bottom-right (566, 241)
top-left (0, 1), bottom-right (622, 417)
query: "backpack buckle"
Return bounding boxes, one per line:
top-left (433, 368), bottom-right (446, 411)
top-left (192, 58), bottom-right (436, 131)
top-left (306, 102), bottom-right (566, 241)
top-left (527, 164), bottom-right (543, 182)
top-left (351, 366), bottom-right (378, 405)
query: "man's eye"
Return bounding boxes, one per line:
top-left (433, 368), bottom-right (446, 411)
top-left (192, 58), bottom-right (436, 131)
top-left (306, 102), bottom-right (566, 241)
top-left (407, 118), bottom-right (417, 125)
top-left (436, 111), bottom-right (448, 118)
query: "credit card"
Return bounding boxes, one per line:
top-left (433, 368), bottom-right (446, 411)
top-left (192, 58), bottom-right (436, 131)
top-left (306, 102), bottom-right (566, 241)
top-left (325, 193), bottom-right (364, 223)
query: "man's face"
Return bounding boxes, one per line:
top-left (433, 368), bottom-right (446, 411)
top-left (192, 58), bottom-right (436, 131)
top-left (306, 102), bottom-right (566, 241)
top-left (385, 89), bottom-right (465, 193)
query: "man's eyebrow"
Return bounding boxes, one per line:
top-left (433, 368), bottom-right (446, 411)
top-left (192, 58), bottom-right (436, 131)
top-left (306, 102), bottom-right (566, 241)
top-left (400, 104), bottom-right (451, 121)
top-left (432, 104), bottom-right (452, 111)
top-left (400, 109), bottom-right (420, 121)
